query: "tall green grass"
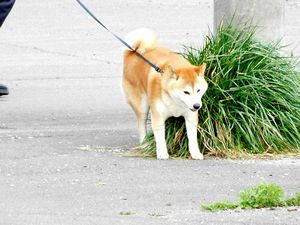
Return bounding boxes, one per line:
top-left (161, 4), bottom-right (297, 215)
top-left (141, 23), bottom-right (300, 158)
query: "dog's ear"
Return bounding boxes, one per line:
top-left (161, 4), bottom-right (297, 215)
top-left (195, 63), bottom-right (206, 77)
top-left (167, 65), bottom-right (179, 80)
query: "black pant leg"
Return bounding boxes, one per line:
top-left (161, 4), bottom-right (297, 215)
top-left (0, 0), bottom-right (16, 27)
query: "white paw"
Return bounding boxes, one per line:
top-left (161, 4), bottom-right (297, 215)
top-left (156, 152), bottom-right (170, 160)
top-left (190, 152), bottom-right (204, 160)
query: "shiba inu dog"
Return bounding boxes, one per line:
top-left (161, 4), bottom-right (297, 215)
top-left (122, 28), bottom-right (208, 159)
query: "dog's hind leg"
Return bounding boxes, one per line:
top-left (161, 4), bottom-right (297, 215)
top-left (122, 80), bottom-right (149, 144)
top-left (135, 94), bottom-right (150, 144)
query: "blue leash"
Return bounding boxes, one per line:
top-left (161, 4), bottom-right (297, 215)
top-left (75, 0), bottom-right (164, 73)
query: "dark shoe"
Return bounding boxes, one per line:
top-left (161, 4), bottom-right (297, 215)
top-left (0, 84), bottom-right (9, 96)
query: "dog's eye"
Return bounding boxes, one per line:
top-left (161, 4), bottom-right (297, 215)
top-left (197, 89), bottom-right (200, 93)
top-left (184, 91), bottom-right (190, 95)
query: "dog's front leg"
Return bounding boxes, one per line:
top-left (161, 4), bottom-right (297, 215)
top-left (151, 112), bottom-right (169, 160)
top-left (185, 112), bottom-right (203, 160)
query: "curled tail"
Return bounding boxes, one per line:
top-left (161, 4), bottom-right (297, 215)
top-left (124, 28), bottom-right (156, 54)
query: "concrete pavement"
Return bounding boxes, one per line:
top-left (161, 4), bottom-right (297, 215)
top-left (0, 0), bottom-right (299, 224)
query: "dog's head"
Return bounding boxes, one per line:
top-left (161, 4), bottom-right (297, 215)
top-left (162, 64), bottom-right (208, 111)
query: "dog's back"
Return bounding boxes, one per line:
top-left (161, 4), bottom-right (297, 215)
top-left (123, 28), bottom-right (192, 92)
top-left (123, 28), bottom-right (160, 93)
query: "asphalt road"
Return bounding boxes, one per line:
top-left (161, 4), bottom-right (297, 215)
top-left (0, 0), bottom-right (299, 224)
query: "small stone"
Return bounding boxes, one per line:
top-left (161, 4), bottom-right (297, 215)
top-left (287, 207), bottom-right (298, 212)
top-left (96, 182), bottom-right (107, 186)
top-left (120, 211), bottom-right (135, 216)
top-left (234, 208), bottom-right (243, 213)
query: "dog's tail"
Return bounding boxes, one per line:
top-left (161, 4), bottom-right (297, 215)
top-left (124, 28), bottom-right (156, 54)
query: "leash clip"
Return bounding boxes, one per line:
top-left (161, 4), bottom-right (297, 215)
top-left (155, 66), bottom-right (164, 74)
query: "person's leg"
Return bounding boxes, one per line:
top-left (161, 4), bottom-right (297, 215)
top-left (0, 0), bottom-right (16, 96)
top-left (0, 0), bottom-right (15, 26)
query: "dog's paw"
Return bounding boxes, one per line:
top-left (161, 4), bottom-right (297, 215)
top-left (190, 152), bottom-right (204, 160)
top-left (156, 153), bottom-right (170, 160)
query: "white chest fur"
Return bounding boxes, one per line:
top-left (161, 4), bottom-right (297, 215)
top-left (152, 92), bottom-right (203, 160)
top-left (155, 93), bottom-right (189, 118)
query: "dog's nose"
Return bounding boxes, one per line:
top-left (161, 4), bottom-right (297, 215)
top-left (193, 103), bottom-right (201, 110)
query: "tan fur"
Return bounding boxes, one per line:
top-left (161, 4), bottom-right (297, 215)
top-left (122, 29), bottom-right (208, 159)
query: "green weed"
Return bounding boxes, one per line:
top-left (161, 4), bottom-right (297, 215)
top-left (238, 183), bottom-right (285, 208)
top-left (202, 201), bottom-right (238, 212)
top-left (285, 192), bottom-right (300, 206)
top-left (202, 182), bottom-right (300, 212)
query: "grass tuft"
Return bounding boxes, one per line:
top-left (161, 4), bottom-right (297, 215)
top-left (202, 201), bottom-right (238, 212)
top-left (238, 183), bottom-right (285, 208)
top-left (202, 182), bottom-right (300, 212)
top-left (140, 21), bottom-right (300, 158)
top-left (285, 192), bottom-right (300, 206)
